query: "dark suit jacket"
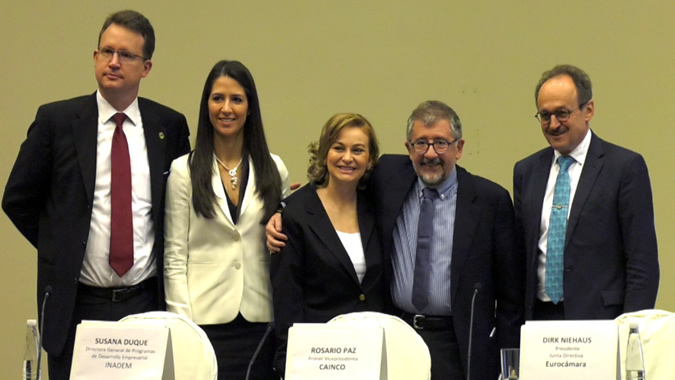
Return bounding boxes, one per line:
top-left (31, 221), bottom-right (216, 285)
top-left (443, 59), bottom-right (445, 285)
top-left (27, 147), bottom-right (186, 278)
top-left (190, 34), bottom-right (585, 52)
top-left (513, 132), bottom-right (659, 320)
top-left (369, 155), bottom-right (524, 380)
top-left (270, 184), bottom-right (385, 375)
top-left (2, 93), bottom-right (191, 356)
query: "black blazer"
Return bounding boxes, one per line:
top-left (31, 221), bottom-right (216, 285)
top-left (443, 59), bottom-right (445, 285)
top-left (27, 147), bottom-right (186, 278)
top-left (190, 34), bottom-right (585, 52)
top-left (513, 132), bottom-right (659, 320)
top-left (369, 155), bottom-right (524, 380)
top-left (2, 93), bottom-right (191, 356)
top-left (270, 184), bottom-right (385, 375)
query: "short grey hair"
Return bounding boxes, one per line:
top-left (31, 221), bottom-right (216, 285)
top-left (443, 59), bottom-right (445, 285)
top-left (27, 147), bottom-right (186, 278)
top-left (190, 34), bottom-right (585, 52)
top-left (406, 100), bottom-right (462, 140)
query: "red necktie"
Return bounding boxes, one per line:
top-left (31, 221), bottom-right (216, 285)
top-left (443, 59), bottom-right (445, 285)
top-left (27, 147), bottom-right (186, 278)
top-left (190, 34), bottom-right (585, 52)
top-left (109, 113), bottom-right (134, 276)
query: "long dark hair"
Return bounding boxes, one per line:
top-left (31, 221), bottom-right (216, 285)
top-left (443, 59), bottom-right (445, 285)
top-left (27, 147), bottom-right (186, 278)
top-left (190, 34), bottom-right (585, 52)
top-left (190, 60), bottom-right (282, 222)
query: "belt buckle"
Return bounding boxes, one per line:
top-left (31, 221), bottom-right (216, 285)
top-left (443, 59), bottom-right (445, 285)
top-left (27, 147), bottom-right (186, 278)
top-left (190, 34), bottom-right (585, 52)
top-left (413, 314), bottom-right (425, 330)
top-left (111, 287), bottom-right (130, 302)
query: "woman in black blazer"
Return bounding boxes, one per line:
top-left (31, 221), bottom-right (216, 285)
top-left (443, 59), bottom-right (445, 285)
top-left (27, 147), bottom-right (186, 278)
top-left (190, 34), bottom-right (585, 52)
top-left (270, 113), bottom-right (385, 377)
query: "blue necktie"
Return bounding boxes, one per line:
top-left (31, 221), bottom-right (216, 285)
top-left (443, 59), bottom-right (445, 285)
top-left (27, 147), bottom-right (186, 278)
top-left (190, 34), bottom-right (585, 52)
top-left (412, 188), bottom-right (438, 311)
top-left (546, 156), bottom-right (575, 304)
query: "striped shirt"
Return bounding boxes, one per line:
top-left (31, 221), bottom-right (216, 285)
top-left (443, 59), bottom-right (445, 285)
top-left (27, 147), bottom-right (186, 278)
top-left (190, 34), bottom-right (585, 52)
top-left (391, 168), bottom-right (458, 315)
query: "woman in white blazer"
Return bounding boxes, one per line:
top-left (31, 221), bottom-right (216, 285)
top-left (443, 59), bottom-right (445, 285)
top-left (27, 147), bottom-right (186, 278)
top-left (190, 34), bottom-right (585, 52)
top-left (164, 60), bottom-right (290, 379)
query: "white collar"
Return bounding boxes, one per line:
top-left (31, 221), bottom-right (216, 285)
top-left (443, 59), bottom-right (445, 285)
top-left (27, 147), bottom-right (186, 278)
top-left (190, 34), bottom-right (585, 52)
top-left (96, 90), bottom-right (141, 126)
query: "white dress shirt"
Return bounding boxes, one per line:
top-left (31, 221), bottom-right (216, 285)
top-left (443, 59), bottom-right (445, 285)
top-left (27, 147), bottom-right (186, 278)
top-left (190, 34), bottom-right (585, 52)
top-left (537, 129), bottom-right (592, 301)
top-left (336, 231), bottom-right (366, 283)
top-left (80, 91), bottom-right (154, 287)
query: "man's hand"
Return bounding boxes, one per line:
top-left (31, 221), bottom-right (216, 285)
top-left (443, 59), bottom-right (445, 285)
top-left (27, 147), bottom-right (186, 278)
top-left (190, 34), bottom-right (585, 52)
top-left (266, 212), bottom-right (287, 253)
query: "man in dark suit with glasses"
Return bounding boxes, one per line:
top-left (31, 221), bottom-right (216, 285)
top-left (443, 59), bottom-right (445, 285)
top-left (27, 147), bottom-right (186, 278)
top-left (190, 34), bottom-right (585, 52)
top-left (513, 64), bottom-right (659, 321)
top-left (3, 10), bottom-right (190, 379)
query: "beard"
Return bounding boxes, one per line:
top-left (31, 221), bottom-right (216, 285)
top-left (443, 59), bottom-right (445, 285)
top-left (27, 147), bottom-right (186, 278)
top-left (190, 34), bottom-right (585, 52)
top-left (415, 157), bottom-right (446, 187)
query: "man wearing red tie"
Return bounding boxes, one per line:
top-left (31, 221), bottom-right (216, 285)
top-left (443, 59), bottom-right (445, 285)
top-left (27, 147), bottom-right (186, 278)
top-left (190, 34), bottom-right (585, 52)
top-left (2, 10), bottom-right (190, 379)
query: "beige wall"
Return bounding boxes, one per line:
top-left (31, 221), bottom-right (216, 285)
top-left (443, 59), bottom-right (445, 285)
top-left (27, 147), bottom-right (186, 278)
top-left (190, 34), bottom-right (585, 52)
top-left (1, 1), bottom-right (673, 376)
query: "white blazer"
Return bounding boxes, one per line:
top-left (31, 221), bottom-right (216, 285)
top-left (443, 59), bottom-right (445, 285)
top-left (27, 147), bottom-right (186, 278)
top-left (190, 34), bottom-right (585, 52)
top-left (164, 153), bottom-right (290, 325)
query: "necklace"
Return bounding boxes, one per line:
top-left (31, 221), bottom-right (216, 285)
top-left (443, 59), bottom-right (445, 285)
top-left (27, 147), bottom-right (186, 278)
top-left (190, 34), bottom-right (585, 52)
top-left (215, 156), bottom-right (243, 190)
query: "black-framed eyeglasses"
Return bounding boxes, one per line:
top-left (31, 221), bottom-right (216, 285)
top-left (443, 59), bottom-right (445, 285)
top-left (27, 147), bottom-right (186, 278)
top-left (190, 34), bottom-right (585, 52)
top-left (535, 102), bottom-right (587, 125)
top-left (409, 138), bottom-right (459, 154)
top-left (98, 47), bottom-right (146, 63)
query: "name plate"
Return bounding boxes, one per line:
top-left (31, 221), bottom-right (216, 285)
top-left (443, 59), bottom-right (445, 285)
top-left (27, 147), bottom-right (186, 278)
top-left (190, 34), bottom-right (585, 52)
top-left (70, 320), bottom-right (174, 380)
top-left (520, 320), bottom-right (619, 380)
top-left (285, 323), bottom-right (386, 380)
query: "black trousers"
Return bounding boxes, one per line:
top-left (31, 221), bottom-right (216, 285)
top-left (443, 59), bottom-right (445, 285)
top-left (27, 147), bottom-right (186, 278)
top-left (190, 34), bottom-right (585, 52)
top-left (418, 327), bottom-right (465, 380)
top-left (533, 299), bottom-right (565, 320)
top-left (47, 279), bottom-right (159, 380)
top-left (200, 314), bottom-right (276, 380)
top-left (400, 312), bottom-right (464, 380)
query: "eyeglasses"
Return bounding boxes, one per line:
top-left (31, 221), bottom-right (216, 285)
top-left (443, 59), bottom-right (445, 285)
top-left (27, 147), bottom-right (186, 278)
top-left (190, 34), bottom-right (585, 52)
top-left (409, 138), bottom-right (459, 154)
top-left (98, 47), bottom-right (146, 63)
top-left (535, 103), bottom-right (587, 125)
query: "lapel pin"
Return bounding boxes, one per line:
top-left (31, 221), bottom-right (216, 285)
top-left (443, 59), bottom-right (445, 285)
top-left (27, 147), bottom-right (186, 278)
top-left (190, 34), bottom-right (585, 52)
top-left (159, 132), bottom-right (165, 140)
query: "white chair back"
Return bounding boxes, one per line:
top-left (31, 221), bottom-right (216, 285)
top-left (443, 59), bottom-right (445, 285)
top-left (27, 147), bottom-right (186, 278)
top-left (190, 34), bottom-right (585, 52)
top-left (328, 311), bottom-right (431, 380)
top-left (615, 309), bottom-right (675, 380)
top-left (120, 311), bottom-right (218, 380)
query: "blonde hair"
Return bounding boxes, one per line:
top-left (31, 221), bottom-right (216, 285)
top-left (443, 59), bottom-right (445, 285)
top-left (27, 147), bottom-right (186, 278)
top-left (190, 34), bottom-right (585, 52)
top-left (307, 113), bottom-right (379, 188)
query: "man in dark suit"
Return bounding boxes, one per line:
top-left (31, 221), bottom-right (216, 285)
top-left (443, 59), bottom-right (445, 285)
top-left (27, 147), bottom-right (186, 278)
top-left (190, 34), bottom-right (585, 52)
top-left (2, 10), bottom-right (190, 379)
top-left (369, 101), bottom-right (523, 380)
top-left (513, 64), bottom-right (659, 321)
top-left (267, 101), bottom-right (524, 380)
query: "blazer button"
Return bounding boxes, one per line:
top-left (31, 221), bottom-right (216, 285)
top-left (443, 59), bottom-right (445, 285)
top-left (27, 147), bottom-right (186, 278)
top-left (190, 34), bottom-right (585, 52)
top-left (233, 262), bottom-right (241, 270)
top-left (359, 294), bottom-right (366, 301)
top-left (232, 233), bottom-right (240, 241)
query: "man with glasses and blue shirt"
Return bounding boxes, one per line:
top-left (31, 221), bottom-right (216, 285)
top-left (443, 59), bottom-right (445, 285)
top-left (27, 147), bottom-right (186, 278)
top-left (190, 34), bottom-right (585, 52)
top-left (371, 101), bottom-right (524, 379)
top-left (267, 100), bottom-right (524, 380)
top-left (513, 64), bottom-right (659, 321)
top-left (3, 10), bottom-right (190, 379)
